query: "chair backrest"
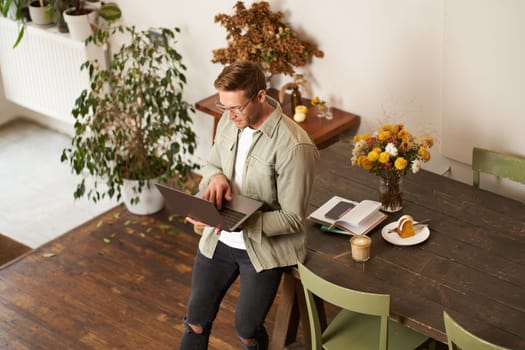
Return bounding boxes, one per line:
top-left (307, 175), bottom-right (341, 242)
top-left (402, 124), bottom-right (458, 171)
top-left (443, 311), bottom-right (508, 350)
top-left (472, 147), bottom-right (525, 189)
top-left (297, 262), bottom-right (390, 350)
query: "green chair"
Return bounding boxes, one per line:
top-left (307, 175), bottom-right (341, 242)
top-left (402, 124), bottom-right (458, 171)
top-left (443, 311), bottom-right (508, 350)
top-left (472, 147), bottom-right (525, 189)
top-left (297, 262), bottom-right (429, 350)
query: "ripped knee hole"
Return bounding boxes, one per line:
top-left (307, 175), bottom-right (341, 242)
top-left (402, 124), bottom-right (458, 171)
top-left (187, 322), bottom-right (203, 334)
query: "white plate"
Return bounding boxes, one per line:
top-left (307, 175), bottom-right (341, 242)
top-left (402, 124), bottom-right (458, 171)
top-left (381, 221), bottom-right (430, 246)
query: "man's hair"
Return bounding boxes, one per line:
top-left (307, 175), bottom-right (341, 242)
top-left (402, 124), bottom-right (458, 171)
top-left (214, 61), bottom-right (266, 99)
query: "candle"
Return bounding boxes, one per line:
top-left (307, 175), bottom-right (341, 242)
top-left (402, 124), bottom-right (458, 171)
top-left (350, 235), bottom-right (371, 262)
top-left (293, 105), bottom-right (308, 123)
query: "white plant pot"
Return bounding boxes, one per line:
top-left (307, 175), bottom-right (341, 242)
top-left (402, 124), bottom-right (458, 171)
top-left (29, 1), bottom-right (52, 25)
top-left (63, 7), bottom-right (98, 41)
top-left (122, 179), bottom-right (164, 215)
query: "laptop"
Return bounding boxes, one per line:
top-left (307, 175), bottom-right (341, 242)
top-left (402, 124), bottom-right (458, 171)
top-left (155, 183), bottom-right (263, 231)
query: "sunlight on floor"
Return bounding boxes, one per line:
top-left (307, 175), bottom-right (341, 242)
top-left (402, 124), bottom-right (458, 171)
top-left (0, 118), bottom-right (118, 248)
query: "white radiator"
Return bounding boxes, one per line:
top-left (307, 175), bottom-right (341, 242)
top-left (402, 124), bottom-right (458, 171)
top-left (0, 18), bottom-right (106, 124)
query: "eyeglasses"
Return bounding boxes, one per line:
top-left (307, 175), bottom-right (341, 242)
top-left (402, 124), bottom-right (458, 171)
top-left (215, 92), bottom-right (258, 115)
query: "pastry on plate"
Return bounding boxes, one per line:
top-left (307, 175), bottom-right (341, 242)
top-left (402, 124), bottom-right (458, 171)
top-left (397, 214), bottom-right (416, 238)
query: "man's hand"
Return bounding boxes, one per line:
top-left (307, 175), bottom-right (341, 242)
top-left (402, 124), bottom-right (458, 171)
top-left (185, 216), bottom-right (220, 235)
top-left (203, 173), bottom-right (232, 210)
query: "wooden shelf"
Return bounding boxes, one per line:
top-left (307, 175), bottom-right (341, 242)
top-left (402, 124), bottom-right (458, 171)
top-left (195, 88), bottom-right (361, 149)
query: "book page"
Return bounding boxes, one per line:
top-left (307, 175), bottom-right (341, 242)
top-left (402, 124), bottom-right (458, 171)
top-left (307, 196), bottom-right (386, 235)
top-left (335, 209), bottom-right (386, 235)
top-left (337, 200), bottom-right (381, 227)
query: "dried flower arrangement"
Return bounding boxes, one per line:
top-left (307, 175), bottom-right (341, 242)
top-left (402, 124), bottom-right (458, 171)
top-left (212, 1), bottom-right (324, 76)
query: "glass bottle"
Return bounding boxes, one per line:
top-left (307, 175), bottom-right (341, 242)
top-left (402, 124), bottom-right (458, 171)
top-left (291, 85), bottom-right (302, 113)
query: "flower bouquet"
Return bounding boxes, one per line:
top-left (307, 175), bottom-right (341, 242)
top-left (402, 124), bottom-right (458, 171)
top-left (351, 124), bottom-right (433, 212)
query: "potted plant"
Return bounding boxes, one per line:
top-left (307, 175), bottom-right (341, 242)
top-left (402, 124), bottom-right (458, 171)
top-left (27, 0), bottom-right (53, 25)
top-left (63, 0), bottom-right (120, 41)
top-left (46, 0), bottom-right (72, 32)
top-left (61, 25), bottom-right (199, 215)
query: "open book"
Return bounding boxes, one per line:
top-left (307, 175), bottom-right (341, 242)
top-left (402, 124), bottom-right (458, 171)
top-left (307, 196), bottom-right (387, 236)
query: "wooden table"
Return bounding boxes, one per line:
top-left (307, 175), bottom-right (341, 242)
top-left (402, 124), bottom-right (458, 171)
top-left (195, 88), bottom-right (361, 149)
top-left (271, 139), bottom-right (525, 350)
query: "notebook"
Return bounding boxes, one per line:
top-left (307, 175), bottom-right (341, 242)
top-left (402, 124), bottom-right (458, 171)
top-left (155, 183), bottom-right (263, 231)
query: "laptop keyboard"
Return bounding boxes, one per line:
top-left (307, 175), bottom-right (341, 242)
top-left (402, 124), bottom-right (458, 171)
top-left (219, 207), bottom-right (245, 229)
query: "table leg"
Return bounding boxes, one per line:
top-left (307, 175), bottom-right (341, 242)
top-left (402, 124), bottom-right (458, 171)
top-left (269, 271), bottom-right (300, 350)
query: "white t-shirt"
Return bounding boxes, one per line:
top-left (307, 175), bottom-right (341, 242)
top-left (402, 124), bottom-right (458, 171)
top-left (219, 127), bottom-right (257, 249)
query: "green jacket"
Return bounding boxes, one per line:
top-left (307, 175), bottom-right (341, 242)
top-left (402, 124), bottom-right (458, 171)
top-left (198, 97), bottom-right (320, 272)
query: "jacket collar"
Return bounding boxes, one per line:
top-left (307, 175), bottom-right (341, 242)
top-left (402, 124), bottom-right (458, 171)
top-left (254, 96), bottom-right (283, 140)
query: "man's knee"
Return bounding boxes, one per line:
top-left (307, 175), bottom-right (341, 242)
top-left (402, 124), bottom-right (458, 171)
top-left (236, 326), bottom-right (268, 350)
top-left (183, 317), bottom-right (210, 335)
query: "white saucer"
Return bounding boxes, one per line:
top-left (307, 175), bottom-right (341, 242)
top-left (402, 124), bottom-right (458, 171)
top-left (381, 221), bottom-right (430, 246)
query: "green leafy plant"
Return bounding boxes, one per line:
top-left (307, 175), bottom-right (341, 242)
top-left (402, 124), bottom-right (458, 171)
top-left (1, 0), bottom-right (28, 47)
top-left (1, 0), bottom-right (121, 46)
top-left (61, 25), bottom-right (199, 205)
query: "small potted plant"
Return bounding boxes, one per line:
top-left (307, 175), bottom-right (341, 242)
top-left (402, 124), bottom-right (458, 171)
top-left (61, 25), bottom-right (199, 215)
top-left (63, 0), bottom-right (120, 41)
top-left (28, 0), bottom-right (52, 25)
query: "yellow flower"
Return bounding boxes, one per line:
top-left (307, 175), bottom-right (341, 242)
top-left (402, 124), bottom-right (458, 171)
top-left (354, 134), bottom-right (372, 143)
top-left (378, 131), bottom-right (391, 141)
top-left (395, 157), bottom-right (408, 170)
top-left (372, 147), bottom-right (382, 153)
top-left (424, 136), bottom-right (434, 148)
top-left (378, 152), bottom-right (390, 163)
top-left (367, 150), bottom-right (379, 162)
top-left (392, 124), bottom-right (403, 133)
top-left (357, 155), bottom-right (367, 167)
top-left (418, 147), bottom-right (431, 162)
top-left (398, 129), bottom-right (410, 139)
top-left (311, 95), bottom-right (326, 109)
top-left (361, 158), bottom-right (373, 170)
top-left (379, 124), bottom-right (392, 132)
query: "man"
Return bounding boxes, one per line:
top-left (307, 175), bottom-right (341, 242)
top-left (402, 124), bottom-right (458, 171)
top-left (180, 61), bottom-right (319, 349)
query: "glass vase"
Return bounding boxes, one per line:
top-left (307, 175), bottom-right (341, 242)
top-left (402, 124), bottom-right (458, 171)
top-left (325, 103), bottom-right (333, 120)
top-left (316, 104), bottom-right (326, 118)
top-left (378, 177), bottom-right (403, 212)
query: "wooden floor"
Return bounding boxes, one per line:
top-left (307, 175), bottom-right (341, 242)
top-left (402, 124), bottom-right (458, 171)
top-left (0, 202), bottom-right (302, 349)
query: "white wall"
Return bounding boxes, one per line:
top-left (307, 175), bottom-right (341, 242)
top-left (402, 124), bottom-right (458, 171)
top-left (442, 0), bottom-right (525, 163)
top-left (1, 0), bottom-right (524, 202)
top-left (0, 69), bottom-right (16, 125)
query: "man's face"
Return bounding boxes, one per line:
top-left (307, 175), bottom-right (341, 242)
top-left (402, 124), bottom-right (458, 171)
top-left (217, 90), bottom-right (263, 129)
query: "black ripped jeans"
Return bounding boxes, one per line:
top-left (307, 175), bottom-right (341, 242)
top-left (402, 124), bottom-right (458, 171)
top-left (179, 241), bottom-right (283, 350)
